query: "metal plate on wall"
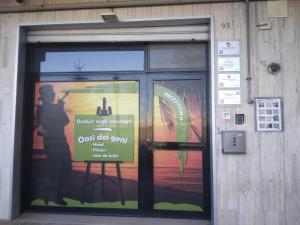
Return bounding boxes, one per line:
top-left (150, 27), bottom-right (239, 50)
top-left (222, 130), bottom-right (246, 154)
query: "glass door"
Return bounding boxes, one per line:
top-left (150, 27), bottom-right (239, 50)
top-left (146, 74), bottom-right (210, 218)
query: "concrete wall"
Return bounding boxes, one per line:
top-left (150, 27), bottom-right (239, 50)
top-left (0, 1), bottom-right (299, 225)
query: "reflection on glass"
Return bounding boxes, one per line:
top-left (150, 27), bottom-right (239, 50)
top-left (149, 43), bottom-right (207, 70)
top-left (153, 150), bottom-right (203, 212)
top-left (40, 51), bottom-right (144, 72)
top-left (31, 81), bottom-right (139, 209)
top-left (153, 80), bottom-right (203, 143)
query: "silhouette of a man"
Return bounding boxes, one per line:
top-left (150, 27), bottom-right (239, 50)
top-left (35, 84), bottom-right (72, 205)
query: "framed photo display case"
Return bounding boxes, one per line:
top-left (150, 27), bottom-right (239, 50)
top-left (254, 97), bottom-right (283, 132)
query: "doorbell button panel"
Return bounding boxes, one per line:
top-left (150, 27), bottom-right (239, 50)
top-left (222, 130), bottom-right (246, 154)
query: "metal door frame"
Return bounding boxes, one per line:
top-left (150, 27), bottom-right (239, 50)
top-left (21, 41), bottom-right (211, 219)
top-left (144, 73), bottom-right (210, 219)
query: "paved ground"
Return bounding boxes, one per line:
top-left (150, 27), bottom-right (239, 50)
top-left (0, 213), bottom-right (210, 225)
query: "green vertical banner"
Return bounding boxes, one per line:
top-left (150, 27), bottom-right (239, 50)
top-left (74, 114), bottom-right (134, 162)
top-left (154, 84), bottom-right (190, 175)
top-left (154, 84), bottom-right (190, 142)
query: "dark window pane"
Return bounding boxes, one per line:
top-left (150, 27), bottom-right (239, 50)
top-left (149, 43), bottom-right (207, 70)
top-left (40, 50), bottom-right (144, 72)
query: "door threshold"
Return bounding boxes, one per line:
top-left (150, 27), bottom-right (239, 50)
top-left (6, 213), bottom-right (210, 225)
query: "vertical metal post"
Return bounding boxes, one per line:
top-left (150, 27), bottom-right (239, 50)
top-left (246, 0), bottom-right (254, 104)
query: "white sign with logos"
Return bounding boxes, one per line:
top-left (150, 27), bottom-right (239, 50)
top-left (218, 73), bottom-right (240, 88)
top-left (218, 57), bottom-right (240, 72)
top-left (218, 90), bottom-right (241, 105)
top-left (218, 41), bottom-right (240, 56)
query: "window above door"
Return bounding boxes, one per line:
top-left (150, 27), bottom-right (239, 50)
top-left (40, 46), bottom-right (145, 73)
top-left (31, 42), bottom-right (208, 74)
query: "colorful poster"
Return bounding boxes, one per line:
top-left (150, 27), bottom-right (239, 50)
top-left (153, 80), bottom-right (204, 212)
top-left (30, 79), bottom-right (205, 213)
top-left (31, 81), bottom-right (139, 209)
top-left (153, 80), bottom-right (204, 143)
top-left (154, 150), bottom-right (203, 212)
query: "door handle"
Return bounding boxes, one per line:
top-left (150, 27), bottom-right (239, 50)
top-left (146, 138), bottom-right (153, 150)
top-left (146, 138), bottom-right (152, 145)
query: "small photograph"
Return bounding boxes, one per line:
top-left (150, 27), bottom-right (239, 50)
top-left (273, 109), bottom-right (279, 114)
top-left (267, 123), bottom-right (273, 129)
top-left (273, 123), bottom-right (280, 129)
top-left (258, 101), bottom-right (264, 108)
top-left (273, 101), bottom-right (279, 108)
top-left (273, 115), bottom-right (279, 121)
top-left (259, 116), bottom-right (265, 121)
top-left (266, 109), bottom-right (273, 114)
top-left (266, 116), bottom-right (272, 122)
top-left (259, 123), bottom-right (266, 129)
top-left (259, 109), bottom-right (265, 114)
top-left (266, 102), bottom-right (272, 108)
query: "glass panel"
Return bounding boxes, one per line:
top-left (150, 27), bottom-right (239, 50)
top-left (153, 150), bottom-right (204, 212)
top-left (153, 80), bottom-right (204, 143)
top-left (149, 43), bottom-right (207, 70)
top-left (31, 81), bottom-right (139, 209)
top-left (40, 50), bottom-right (144, 72)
